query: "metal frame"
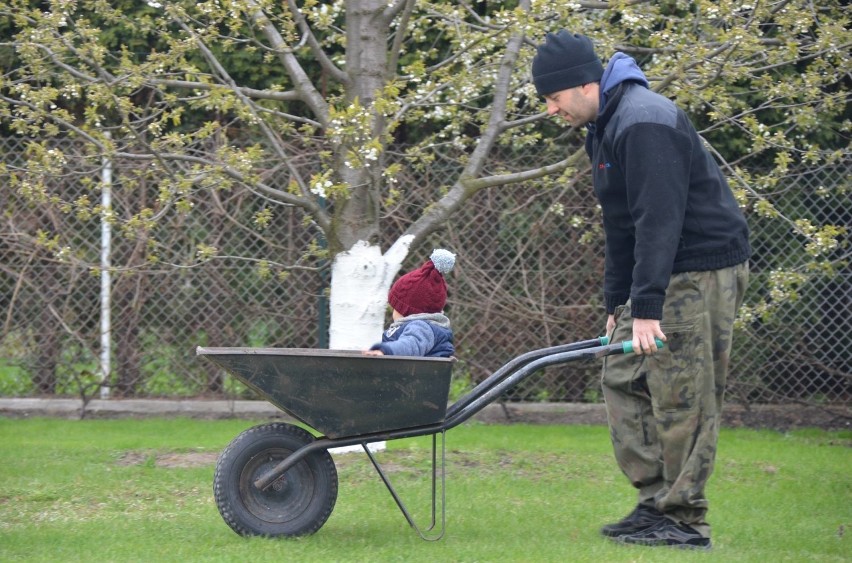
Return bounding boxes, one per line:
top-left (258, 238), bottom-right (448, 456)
top-left (363, 432), bottom-right (447, 541)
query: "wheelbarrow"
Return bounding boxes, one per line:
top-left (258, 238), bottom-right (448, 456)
top-left (196, 336), bottom-right (660, 540)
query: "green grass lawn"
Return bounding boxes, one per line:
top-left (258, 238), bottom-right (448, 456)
top-left (0, 417), bottom-right (849, 562)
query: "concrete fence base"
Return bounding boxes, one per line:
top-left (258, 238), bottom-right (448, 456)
top-left (0, 398), bottom-right (848, 431)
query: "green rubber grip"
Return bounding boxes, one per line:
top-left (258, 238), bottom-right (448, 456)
top-left (599, 335), bottom-right (610, 346)
top-left (622, 338), bottom-right (665, 354)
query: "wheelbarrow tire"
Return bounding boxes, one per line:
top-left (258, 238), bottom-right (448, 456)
top-left (214, 422), bottom-right (338, 538)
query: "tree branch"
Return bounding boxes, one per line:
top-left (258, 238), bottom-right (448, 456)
top-left (383, 0), bottom-right (414, 21)
top-left (4, 41), bottom-right (101, 84)
top-left (172, 17), bottom-right (327, 223)
top-left (400, 1), bottom-right (542, 244)
top-left (151, 79), bottom-right (324, 127)
top-left (283, 0), bottom-right (349, 85)
top-left (245, 0), bottom-right (332, 122)
top-left (152, 79), bottom-right (301, 102)
top-left (503, 111), bottom-right (550, 130)
top-left (114, 151), bottom-right (317, 211)
top-left (465, 148), bottom-right (587, 191)
top-left (385, 0), bottom-right (417, 76)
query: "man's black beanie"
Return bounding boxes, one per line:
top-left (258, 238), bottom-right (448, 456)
top-left (531, 31), bottom-right (604, 96)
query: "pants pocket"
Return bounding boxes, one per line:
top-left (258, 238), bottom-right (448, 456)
top-left (647, 317), bottom-right (703, 411)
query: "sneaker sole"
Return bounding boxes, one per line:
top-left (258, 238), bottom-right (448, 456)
top-left (615, 536), bottom-right (712, 550)
top-left (599, 522), bottom-right (661, 538)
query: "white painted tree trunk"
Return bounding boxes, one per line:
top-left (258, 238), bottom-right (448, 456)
top-left (327, 236), bottom-right (414, 453)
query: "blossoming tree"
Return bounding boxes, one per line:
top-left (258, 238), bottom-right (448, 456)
top-left (2, 0), bottom-right (847, 351)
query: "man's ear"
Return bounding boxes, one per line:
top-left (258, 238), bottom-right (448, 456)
top-left (581, 82), bottom-right (600, 98)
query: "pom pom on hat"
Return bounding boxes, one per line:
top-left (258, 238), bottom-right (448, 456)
top-left (429, 248), bottom-right (456, 275)
top-left (531, 31), bottom-right (604, 96)
top-left (388, 248), bottom-right (456, 317)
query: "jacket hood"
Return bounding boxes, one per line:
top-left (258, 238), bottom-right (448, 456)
top-left (389, 312), bottom-right (451, 331)
top-left (599, 53), bottom-right (649, 111)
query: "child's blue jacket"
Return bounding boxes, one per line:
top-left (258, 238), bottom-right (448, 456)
top-left (369, 313), bottom-right (454, 357)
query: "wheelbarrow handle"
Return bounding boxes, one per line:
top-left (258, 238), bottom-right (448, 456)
top-left (598, 337), bottom-right (665, 356)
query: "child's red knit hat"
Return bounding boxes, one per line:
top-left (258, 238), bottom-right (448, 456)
top-left (388, 249), bottom-right (456, 317)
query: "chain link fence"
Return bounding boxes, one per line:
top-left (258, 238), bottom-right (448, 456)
top-left (1, 134), bottom-right (849, 407)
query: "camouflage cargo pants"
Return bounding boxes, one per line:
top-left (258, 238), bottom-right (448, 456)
top-left (601, 261), bottom-right (749, 538)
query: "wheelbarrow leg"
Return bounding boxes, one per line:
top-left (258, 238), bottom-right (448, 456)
top-left (363, 431), bottom-right (447, 541)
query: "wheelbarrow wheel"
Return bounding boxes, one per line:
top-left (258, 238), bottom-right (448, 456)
top-left (213, 422), bottom-right (338, 537)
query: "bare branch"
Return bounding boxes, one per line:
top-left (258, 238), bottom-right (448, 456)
top-left (503, 111), bottom-right (550, 130)
top-left (163, 255), bottom-right (322, 273)
top-left (423, 24), bottom-right (508, 75)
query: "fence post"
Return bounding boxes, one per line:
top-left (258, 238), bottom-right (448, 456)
top-left (99, 138), bottom-right (112, 399)
top-left (317, 195), bottom-right (329, 349)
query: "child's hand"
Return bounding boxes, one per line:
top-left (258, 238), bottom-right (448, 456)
top-left (362, 349), bottom-right (384, 356)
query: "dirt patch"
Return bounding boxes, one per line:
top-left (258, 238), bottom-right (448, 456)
top-left (117, 450), bottom-right (219, 468)
top-left (156, 452), bottom-right (219, 468)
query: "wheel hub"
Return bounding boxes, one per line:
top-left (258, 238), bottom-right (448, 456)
top-left (270, 474), bottom-right (287, 492)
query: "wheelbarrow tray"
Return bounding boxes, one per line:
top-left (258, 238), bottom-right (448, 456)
top-left (197, 347), bottom-right (454, 439)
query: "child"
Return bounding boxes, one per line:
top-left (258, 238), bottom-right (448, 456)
top-left (363, 249), bottom-right (456, 358)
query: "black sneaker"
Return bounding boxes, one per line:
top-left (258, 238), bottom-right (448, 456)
top-left (600, 504), bottom-right (666, 537)
top-left (616, 518), bottom-right (711, 549)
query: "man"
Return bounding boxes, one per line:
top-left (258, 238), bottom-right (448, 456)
top-left (531, 31), bottom-right (750, 549)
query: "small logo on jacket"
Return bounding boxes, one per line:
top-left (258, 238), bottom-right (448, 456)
top-left (598, 162), bottom-right (611, 169)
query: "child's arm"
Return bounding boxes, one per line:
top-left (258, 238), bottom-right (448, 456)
top-left (365, 321), bottom-right (436, 357)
